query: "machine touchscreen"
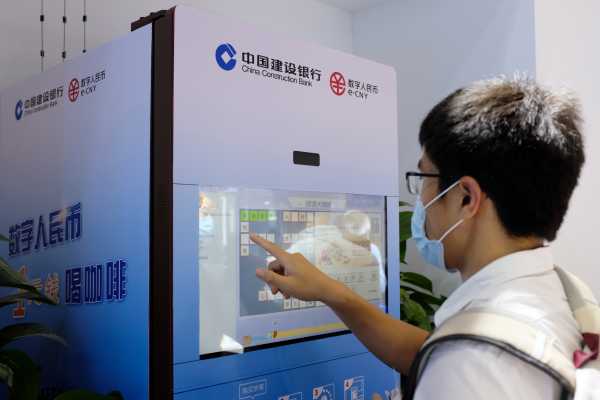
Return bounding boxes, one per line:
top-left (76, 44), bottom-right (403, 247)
top-left (198, 187), bottom-right (387, 356)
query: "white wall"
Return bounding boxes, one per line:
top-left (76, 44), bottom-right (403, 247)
top-left (0, 0), bottom-right (353, 90)
top-left (352, 0), bottom-right (537, 295)
top-left (6, 0), bottom-right (592, 299)
top-left (535, 0), bottom-right (600, 298)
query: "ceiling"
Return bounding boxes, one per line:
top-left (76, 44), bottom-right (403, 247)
top-left (317, 0), bottom-right (391, 13)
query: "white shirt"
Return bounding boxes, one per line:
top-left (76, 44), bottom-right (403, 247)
top-left (414, 246), bottom-right (581, 400)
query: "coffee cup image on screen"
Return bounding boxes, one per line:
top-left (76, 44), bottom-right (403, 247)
top-left (197, 187), bottom-right (387, 356)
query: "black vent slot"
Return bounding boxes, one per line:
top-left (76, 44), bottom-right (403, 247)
top-left (293, 151), bottom-right (320, 167)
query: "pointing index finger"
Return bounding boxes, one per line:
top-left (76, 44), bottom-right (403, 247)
top-left (250, 233), bottom-right (289, 261)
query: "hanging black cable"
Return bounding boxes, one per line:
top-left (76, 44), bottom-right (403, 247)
top-left (62, 0), bottom-right (67, 61)
top-left (40, 0), bottom-right (45, 71)
top-left (82, 0), bottom-right (87, 53)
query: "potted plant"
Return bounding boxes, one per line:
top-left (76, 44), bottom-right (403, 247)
top-left (398, 203), bottom-right (447, 395)
top-left (398, 202), bottom-right (447, 331)
top-left (0, 234), bottom-right (122, 400)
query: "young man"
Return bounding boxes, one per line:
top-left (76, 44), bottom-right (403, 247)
top-left (251, 77), bottom-right (585, 399)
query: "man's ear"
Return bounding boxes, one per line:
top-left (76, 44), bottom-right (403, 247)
top-left (458, 176), bottom-right (482, 219)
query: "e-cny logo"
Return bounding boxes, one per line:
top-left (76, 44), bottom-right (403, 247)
top-left (329, 72), bottom-right (346, 96)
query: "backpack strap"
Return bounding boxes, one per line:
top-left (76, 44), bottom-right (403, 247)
top-left (403, 310), bottom-right (576, 400)
top-left (554, 267), bottom-right (600, 400)
top-left (554, 266), bottom-right (600, 339)
top-left (403, 266), bottom-right (600, 400)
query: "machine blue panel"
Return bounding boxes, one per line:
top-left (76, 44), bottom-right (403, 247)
top-left (0, 26), bottom-right (152, 398)
top-left (174, 335), bottom-right (370, 393)
top-left (174, 352), bottom-right (398, 400)
top-left (172, 197), bottom-right (401, 396)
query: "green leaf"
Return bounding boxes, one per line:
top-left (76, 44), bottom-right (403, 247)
top-left (401, 290), bottom-right (426, 320)
top-left (0, 349), bottom-right (40, 400)
top-left (400, 285), bottom-right (420, 296)
top-left (399, 211), bottom-right (413, 242)
top-left (398, 201), bottom-right (413, 208)
top-left (400, 240), bottom-right (407, 264)
top-left (0, 258), bottom-right (39, 292)
top-left (0, 291), bottom-right (57, 308)
top-left (0, 258), bottom-right (57, 309)
top-left (0, 323), bottom-right (67, 349)
top-left (408, 292), bottom-right (436, 315)
top-left (400, 303), bottom-right (407, 320)
top-left (407, 289), bottom-right (445, 307)
top-left (0, 259), bottom-right (56, 307)
top-left (400, 272), bottom-right (433, 292)
top-left (400, 293), bottom-right (432, 331)
top-left (0, 234), bottom-right (8, 242)
top-left (400, 287), bottom-right (409, 303)
top-left (417, 318), bottom-right (432, 331)
top-left (55, 389), bottom-right (124, 400)
top-left (0, 362), bottom-right (13, 387)
top-left (401, 286), bottom-right (437, 315)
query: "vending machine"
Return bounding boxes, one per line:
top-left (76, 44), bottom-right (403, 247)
top-left (0, 6), bottom-right (400, 399)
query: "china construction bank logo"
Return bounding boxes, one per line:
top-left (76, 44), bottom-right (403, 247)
top-left (14, 84), bottom-right (64, 121)
top-left (214, 42), bottom-right (323, 89)
top-left (215, 43), bottom-right (237, 71)
top-left (14, 100), bottom-right (23, 120)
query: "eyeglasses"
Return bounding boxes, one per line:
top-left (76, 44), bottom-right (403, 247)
top-left (405, 171), bottom-right (441, 195)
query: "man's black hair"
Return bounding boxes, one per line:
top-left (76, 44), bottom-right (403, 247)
top-left (419, 77), bottom-right (585, 241)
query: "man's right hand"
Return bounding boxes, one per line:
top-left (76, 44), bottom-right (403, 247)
top-left (251, 233), bottom-right (428, 375)
top-left (250, 233), bottom-right (338, 302)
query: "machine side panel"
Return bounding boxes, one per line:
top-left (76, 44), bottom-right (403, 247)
top-left (0, 26), bottom-right (152, 398)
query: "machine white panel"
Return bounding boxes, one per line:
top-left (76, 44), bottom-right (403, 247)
top-left (173, 5), bottom-right (399, 196)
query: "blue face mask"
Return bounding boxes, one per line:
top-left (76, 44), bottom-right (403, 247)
top-left (411, 180), bottom-right (464, 270)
